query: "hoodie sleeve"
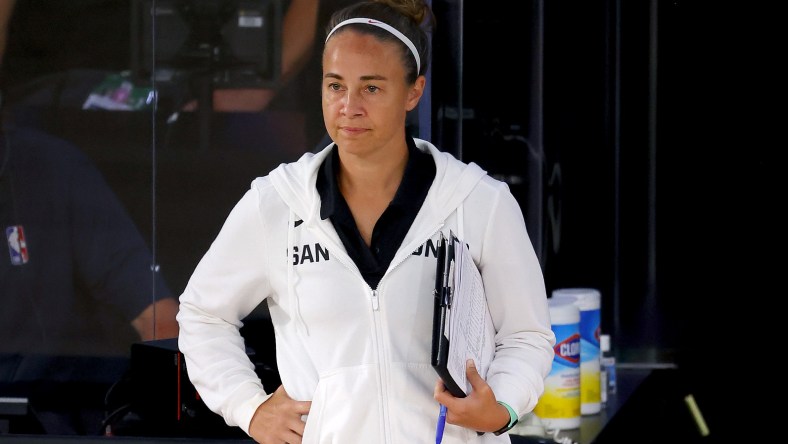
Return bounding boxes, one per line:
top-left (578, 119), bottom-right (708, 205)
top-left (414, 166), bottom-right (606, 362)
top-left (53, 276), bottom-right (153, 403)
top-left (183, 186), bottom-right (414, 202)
top-left (472, 179), bottom-right (556, 417)
top-left (177, 185), bottom-right (274, 434)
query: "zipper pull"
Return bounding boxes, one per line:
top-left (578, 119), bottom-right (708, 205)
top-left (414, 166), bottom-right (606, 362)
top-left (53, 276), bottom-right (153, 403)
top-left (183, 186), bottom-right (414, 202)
top-left (371, 289), bottom-right (380, 311)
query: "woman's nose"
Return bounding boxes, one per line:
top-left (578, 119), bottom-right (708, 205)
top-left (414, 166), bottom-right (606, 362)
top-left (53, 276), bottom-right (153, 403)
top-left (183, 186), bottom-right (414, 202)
top-left (341, 90), bottom-right (364, 116)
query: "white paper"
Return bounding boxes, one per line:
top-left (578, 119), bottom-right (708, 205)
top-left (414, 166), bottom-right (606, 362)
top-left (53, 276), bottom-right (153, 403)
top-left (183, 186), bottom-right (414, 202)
top-left (446, 236), bottom-right (496, 395)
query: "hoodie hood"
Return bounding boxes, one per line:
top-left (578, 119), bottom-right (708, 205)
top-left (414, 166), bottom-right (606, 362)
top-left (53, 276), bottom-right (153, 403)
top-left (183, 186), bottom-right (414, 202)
top-left (268, 138), bottom-right (488, 235)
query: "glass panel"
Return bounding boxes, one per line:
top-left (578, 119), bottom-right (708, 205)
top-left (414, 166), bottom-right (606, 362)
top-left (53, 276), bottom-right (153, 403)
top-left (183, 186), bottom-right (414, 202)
top-left (0, 0), bottom-right (167, 436)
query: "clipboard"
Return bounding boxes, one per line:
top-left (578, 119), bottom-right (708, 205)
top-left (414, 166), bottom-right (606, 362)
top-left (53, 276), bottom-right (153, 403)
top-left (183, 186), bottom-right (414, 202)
top-left (431, 231), bottom-right (496, 399)
top-left (431, 231), bottom-right (466, 398)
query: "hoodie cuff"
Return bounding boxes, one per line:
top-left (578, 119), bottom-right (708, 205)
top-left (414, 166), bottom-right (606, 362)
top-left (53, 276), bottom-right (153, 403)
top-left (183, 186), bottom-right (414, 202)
top-left (235, 391), bottom-right (273, 435)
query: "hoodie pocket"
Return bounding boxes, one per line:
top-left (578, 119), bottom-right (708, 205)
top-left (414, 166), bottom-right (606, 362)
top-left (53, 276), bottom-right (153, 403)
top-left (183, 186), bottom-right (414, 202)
top-left (302, 364), bottom-right (382, 443)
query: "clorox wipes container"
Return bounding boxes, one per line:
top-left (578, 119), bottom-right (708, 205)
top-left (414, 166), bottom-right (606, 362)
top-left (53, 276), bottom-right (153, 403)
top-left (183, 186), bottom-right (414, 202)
top-left (552, 288), bottom-right (602, 415)
top-left (534, 298), bottom-right (581, 430)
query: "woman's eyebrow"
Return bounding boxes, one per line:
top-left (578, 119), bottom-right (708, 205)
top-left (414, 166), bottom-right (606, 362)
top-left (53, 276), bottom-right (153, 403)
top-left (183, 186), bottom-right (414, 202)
top-left (323, 72), bottom-right (388, 81)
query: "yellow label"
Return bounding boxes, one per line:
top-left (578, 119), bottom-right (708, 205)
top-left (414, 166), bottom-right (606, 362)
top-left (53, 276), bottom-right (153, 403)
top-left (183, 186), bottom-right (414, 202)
top-left (534, 372), bottom-right (581, 419)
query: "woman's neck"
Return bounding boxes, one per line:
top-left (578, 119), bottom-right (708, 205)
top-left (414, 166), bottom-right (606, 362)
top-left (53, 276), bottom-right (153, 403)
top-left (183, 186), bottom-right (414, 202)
top-left (337, 142), bottom-right (409, 198)
top-left (336, 141), bottom-right (409, 246)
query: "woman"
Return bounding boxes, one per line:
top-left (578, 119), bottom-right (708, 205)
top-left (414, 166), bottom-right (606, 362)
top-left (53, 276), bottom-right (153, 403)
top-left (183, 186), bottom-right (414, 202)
top-left (176, 1), bottom-right (555, 443)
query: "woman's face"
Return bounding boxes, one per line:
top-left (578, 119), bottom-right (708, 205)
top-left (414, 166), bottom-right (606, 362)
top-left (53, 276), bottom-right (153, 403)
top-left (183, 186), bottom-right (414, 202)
top-left (322, 29), bottom-right (424, 158)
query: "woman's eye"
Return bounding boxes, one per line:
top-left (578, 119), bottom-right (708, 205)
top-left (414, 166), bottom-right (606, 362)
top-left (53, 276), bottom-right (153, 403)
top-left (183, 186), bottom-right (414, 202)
top-left (328, 83), bottom-right (341, 91)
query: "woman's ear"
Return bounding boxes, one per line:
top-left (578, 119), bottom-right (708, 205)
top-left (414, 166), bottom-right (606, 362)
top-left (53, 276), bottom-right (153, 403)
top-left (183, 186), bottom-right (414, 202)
top-left (405, 75), bottom-right (427, 111)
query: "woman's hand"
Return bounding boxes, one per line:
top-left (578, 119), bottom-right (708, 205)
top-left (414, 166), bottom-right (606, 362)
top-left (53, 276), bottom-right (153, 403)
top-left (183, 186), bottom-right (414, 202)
top-left (249, 385), bottom-right (312, 444)
top-left (433, 359), bottom-right (511, 434)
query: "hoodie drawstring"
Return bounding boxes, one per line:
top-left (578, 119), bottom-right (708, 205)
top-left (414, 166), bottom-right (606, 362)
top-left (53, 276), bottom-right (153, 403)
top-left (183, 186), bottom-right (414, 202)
top-left (288, 209), bottom-right (309, 335)
top-left (457, 203), bottom-right (465, 240)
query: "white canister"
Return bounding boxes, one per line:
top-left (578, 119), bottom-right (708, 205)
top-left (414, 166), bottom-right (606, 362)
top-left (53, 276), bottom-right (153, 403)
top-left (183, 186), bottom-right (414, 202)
top-left (552, 288), bottom-right (602, 415)
top-left (534, 298), bottom-right (581, 430)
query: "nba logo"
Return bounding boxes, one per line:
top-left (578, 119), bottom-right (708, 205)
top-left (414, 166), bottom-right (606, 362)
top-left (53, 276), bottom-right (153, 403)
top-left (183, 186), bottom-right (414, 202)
top-left (6, 225), bottom-right (29, 265)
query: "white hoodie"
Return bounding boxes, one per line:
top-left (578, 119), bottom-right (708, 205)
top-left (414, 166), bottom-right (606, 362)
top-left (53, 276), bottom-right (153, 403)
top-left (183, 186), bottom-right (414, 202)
top-left (177, 139), bottom-right (556, 443)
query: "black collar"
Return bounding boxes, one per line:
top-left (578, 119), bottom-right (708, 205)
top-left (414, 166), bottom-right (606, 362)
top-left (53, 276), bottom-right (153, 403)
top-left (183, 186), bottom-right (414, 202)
top-left (316, 137), bottom-right (435, 221)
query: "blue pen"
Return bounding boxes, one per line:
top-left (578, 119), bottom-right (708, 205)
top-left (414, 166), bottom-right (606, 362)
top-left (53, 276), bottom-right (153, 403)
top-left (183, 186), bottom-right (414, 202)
top-left (435, 404), bottom-right (447, 444)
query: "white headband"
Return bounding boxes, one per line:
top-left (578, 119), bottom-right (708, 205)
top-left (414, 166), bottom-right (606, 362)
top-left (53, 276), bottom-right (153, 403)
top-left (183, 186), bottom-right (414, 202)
top-left (325, 18), bottom-right (421, 74)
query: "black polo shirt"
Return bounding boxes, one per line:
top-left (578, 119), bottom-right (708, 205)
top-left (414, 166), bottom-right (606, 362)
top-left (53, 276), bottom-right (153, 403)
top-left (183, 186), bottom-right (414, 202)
top-left (0, 127), bottom-right (173, 356)
top-left (316, 137), bottom-right (436, 289)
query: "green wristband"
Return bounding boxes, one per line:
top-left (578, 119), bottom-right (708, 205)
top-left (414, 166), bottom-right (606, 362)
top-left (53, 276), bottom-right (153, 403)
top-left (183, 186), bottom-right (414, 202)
top-left (493, 401), bottom-right (518, 436)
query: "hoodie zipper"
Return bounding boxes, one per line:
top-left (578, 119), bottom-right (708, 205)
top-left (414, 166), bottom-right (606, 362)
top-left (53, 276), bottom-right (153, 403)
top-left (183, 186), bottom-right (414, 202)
top-left (371, 289), bottom-right (380, 311)
top-left (370, 223), bottom-right (445, 443)
top-left (368, 286), bottom-right (389, 441)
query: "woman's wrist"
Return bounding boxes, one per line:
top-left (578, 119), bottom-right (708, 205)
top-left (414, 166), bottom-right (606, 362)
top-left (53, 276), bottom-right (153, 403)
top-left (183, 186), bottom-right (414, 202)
top-left (492, 401), bottom-right (518, 436)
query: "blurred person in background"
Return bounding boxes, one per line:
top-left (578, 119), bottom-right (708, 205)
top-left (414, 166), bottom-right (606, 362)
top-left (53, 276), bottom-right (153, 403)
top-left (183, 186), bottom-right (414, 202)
top-left (0, 114), bottom-right (179, 357)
